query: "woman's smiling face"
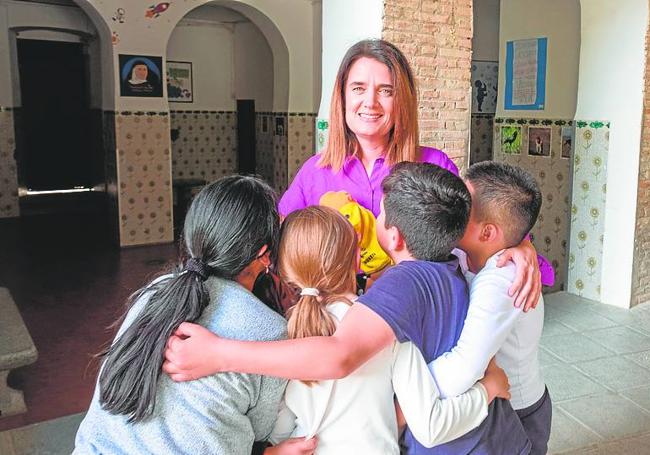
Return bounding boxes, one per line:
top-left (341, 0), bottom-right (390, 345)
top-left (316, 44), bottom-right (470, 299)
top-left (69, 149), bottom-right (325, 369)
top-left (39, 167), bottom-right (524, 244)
top-left (344, 57), bottom-right (395, 143)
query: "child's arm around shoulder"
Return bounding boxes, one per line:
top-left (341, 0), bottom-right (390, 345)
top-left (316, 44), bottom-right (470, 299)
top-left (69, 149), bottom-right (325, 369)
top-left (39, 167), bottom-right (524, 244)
top-left (428, 262), bottom-right (521, 397)
top-left (163, 302), bottom-right (395, 381)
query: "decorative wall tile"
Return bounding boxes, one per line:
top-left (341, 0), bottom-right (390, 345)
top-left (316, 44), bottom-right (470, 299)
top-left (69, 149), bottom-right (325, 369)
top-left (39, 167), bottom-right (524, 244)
top-left (567, 121), bottom-right (609, 301)
top-left (115, 113), bottom-right (173, 247)
top-left (0, 109), bottom-right (19, 218)
top-left (170, 111), bottom-right (237, 182)
top-left (288, 114), bottom-right (316, 184)
top-left (494, 118), bottom-right (573, 292)
top-left (103, 111), bottom-right (119, 244)
top-left (470, 114), bottom-right (494, 164)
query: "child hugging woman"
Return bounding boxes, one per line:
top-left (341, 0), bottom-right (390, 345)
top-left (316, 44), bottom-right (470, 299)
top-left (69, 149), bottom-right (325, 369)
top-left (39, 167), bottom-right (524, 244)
top-left (266, 206), bottom-right (506, 454)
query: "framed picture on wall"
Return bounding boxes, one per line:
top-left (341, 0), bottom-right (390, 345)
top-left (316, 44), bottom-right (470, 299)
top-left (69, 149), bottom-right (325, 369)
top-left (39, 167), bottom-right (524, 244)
top-left (501, 125), bottom-right (522, 155)
top-left (262, 116), bottom-right (268, 133)
top-left (166, 61), bottom-right (193, 103)
top-left (119, 54), bottom-right (163, 97)
top-left (528, 126), bottom-right (552, 157)
top-left (471, 60), bottom-right (498, 114)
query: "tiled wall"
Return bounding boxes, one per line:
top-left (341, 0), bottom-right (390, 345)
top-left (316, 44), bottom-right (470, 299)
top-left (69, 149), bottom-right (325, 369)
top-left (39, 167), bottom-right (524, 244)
top-left (470, 114), bottom-right (494, 165)
top-left (288, 113), bottom-right (316, 184)
top-left (0, 108), bottom-right (19, 218)
top-left (273, 113), bottom-right (289, 193)
top-left (114, 112), bottom-right (173, 247)
top-left (493, 118), bottom-right (573, 292)
top-left (170, 111), bottom-right (237, 181)
top-left (567, 121), bottom-right (610, 301)
top-left (256, 113), bottom-right (275, 187)
top-left (103, 111), bottom-right (119, 243)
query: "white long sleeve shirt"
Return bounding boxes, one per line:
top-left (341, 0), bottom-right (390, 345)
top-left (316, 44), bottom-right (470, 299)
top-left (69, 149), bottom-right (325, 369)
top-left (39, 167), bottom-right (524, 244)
top-left (429, 250), bottom-right (545, 410)
top-left (269, 301), bottom-right (490, 454)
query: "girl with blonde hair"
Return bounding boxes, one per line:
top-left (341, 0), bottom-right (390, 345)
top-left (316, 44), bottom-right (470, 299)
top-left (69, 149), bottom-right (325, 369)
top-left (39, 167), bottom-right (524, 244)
top-left (266, 206), bottom-right (509, 454)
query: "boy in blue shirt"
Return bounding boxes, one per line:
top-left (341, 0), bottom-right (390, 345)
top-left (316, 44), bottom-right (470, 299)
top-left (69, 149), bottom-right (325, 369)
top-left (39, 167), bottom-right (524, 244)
top-left (164, 163), bottom-right (530, 454)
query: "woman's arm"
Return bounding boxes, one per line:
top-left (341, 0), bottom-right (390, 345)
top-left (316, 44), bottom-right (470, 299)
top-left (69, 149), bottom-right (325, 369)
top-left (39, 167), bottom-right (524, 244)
top-left (496, 238), bottom-right (541, 311)
top-left (392, 342), bottom-right (510, 448)
top-left (163, 303), bottom-right (395, 381)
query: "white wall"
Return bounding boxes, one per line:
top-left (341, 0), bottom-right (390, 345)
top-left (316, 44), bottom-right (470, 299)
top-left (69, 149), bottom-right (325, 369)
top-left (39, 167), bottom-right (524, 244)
top-left (473, 0), bottom-right (500, 61)
top-left (575, 0), bottom-right (648, 308)
top-left (496, 0), bottom-right (581, 119)
top-left (234, 21), bottom-right (273, 111)
top-left (167, 21), bottom-right (236, 110)
top-left (318, 0), bottom-right (383, 119)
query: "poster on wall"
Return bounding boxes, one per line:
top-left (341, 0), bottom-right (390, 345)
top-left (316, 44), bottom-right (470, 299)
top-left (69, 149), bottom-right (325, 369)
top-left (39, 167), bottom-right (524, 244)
top-left (471, 60), bottom-right (498, 114)
top-left (561, 126), bottom-right (574, 158)
top-left (119, 54), bottom-right (163, 97)
top-left (167, 61), bottom-right (193, 103)
top-left (275, 117), bottom-right (285, 136)
top-left (504, 38), bottom-right (547, 110)
top-left (527, 127), bottom-right (552, 157)
top-left (501, 125), bottom-right (522, 155)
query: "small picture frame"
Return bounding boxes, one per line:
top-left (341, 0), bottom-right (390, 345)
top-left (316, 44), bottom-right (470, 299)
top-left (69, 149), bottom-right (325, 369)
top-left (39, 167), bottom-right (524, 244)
top-left (119, 54), bottom-right (163, 98)
top-left (166, 61), bottom-right (193, 103)
top-left (501, 125), bottom-right (522, 155)
top-left (527, 126), bottom-right (552, 157)
top-left (262, 116), bottom-right (268, 133)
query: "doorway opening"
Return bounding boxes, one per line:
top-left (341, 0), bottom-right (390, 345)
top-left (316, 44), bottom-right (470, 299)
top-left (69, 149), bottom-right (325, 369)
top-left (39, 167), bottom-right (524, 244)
top-left (15, 38), bottom-right (105, 216)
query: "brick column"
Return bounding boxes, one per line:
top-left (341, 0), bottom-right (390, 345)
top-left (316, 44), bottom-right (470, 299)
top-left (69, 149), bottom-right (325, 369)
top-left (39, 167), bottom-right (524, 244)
top-left (631, 16), bottom-right (650, 307)
top-left (383, 0), bottom-right (473, 171)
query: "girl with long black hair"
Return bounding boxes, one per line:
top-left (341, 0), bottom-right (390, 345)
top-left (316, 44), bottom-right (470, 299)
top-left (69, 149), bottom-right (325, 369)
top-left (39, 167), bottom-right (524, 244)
top-left (74, 175), bottom-right (311, 455)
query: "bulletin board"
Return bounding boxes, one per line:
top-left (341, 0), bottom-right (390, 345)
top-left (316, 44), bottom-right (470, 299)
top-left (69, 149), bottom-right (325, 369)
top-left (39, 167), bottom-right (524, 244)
top-left (504, 38), bottom-right (547, 110)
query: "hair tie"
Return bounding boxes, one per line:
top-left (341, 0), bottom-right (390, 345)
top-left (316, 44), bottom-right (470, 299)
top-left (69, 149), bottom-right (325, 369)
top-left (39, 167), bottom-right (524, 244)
top-left (300, 287), bottom-right (320, 297)
top-left (185, 257), bottom-right (210, 281)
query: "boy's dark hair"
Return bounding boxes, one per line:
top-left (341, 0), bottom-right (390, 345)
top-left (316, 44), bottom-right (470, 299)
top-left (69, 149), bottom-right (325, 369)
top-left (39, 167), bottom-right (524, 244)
top-left (381, 162), bottom-right (471, 261)
top-left (465, 161), bottom-right (542, 247)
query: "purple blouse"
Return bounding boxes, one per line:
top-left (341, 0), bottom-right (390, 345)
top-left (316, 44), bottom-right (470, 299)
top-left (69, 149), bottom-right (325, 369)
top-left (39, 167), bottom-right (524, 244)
top-left (278, 146), bottom-right (554, 286)
top-left (279, 146), bottom-right (458, 218)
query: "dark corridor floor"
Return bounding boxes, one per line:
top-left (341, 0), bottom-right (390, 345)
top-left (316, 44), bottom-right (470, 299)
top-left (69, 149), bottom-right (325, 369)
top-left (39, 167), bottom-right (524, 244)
top-left (0, 213), bottom-right (178, 431)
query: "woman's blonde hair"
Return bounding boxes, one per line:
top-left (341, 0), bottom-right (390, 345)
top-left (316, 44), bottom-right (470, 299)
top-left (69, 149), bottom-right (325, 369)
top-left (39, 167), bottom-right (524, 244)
top-left (279, 206), bottom-right (358, 343)
top-left (319, 39), bottom-right (420, 172)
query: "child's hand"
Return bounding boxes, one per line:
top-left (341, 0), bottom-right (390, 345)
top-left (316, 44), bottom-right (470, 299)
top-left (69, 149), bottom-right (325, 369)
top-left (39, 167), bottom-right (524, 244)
top-left (264, 437), bottom-right (318, 455)
top-left (479, 358), bottom-right (511, 403)
top-left (163, 322), bottom-right (223, 381)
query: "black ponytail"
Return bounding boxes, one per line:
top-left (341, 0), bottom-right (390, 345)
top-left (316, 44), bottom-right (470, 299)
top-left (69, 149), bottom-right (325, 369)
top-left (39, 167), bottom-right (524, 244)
top-left (98, 175), bottom-right (279, 422)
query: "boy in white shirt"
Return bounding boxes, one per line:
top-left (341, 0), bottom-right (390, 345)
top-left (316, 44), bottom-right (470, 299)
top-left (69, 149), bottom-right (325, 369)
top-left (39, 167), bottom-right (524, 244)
top-left (429, 161), bottom-right (551, 455)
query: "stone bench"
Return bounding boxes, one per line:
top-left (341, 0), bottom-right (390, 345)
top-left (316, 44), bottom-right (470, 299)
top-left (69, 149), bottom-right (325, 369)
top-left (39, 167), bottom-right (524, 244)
top-left (0, 287), bottom-right (38, 418)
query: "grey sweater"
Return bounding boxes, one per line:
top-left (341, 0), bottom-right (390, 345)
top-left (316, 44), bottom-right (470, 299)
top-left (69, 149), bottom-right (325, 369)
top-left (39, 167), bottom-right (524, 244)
top-left (74, 276), bottom-right (288, 455)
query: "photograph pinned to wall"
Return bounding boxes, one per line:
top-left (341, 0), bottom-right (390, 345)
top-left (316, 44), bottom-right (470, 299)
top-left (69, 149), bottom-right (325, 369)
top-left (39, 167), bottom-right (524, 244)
top-left (561, 126), bottom-right (574, 158)
top-left (167, 61), bottom-right (193, 103)
top-left (275, 116), bottom-right (285, 136)
top-left (504, 37), bottom-right (547, 110)
top-left (528, 126), bottom-right (552, 157)
top-left (501, 125), bottom-right (522, 155)
top-left (119, 54), bottom-right (163, 97)
top-left (262, 116), bottom-right (268, 133)
top-left (471, 61), bottom-right (498, 113)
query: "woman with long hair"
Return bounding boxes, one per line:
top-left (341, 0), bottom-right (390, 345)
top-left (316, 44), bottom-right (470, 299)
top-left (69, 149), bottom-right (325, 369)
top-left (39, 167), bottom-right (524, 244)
top-left (266, 207), bottom-right (508, 453)
top-left (279, 39), bottom-right (550, 303)
top-left (74, 175), bottom-right (313, 455)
